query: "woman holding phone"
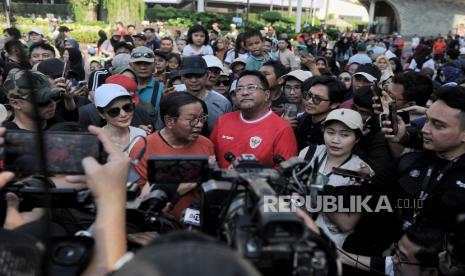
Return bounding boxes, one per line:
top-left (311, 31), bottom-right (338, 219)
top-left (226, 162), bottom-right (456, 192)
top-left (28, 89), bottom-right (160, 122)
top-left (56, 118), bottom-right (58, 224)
top-left (298, 108), bottom-right (374, 247)
top-left (94, 83), bottom-right (146, 156)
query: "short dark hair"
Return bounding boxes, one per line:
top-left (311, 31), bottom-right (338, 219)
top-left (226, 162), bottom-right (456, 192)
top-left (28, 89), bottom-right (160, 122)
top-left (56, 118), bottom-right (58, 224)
top-left (187, 25), bottom-right (209, 46)
top-left (243, 29), bottom-right (263, 44)
top-left (435, 86), bottom-right (465, 129)
top-left (160, 92), bottom-right (204, 122)
top-left (237, 70), bottom-right (270, 91)
top-left (167, 52), bottom-right (181, 66)
top-left (262, 60), bottom-right (288, 78)
top-left (161, 37), bottom-right (173, 43)
top-left (392, 72), bottom-right (433, 107)
top-left (127, 24), bottom-right (135, 29)
top-left (447, 48), bottom-right (460, 60)
top-left (29, 42), bottom-right (56, 58)
top-left (302, 76), bottom-right (346, 104)
top-left (404, 225), bottom-right (443, 268)
top-left (3, 27), bottom-right (21, 40)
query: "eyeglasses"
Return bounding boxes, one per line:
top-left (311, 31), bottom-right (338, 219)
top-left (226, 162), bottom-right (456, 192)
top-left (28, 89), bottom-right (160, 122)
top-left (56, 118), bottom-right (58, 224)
top-left (339, 77), bottom-right (352, 82)
top-left (236, 84), bottom-right (264, 94)
top-left (216, 80), bottom-right (231, 86)
top-left (184, 73), bottom-right (205, 79)
top-left (131, 52), bottom-right (155, 59)
top-left (303, 92), bottom-right (330, 105)
top-left (38, 99), bottom-right (56, 108)
top-left (105, 103), bottom-right (135, 118)
top-left (393, 242), bottom-right (422, 267)
top-left (182, 114), bottom-right (208, 127)
top-left (284, 85), bottom-right (302, 92)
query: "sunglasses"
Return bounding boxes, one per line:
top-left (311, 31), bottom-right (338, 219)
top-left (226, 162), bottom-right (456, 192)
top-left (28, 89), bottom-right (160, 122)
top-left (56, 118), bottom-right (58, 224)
top-left (339, 77), bottom-right (352, 82)
top-left (131, 52), bottom-right (154, 59)
top-left (303, 92), bottom-right (330, 105)
top-left (105, 103), bottom-right (135, 118)
top-left (215, 80), bottom-right (231, 86)
top-left (184, 73), bottom-right (205, 79)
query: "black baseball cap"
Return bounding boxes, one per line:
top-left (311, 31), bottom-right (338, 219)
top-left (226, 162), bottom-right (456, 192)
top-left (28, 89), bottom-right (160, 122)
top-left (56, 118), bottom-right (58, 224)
top-left (58, 26), bottom-right (72, 32)
top-left (37, 58), bottom-right (64, 78)
top-left (180, 56), bottom-right (208, 75)
top-left (143, 27), bottom-right (155, 33)
top-left (353, 63), bottom-right (381, 82)
top-left (132, 32), bottom-right (146, 40)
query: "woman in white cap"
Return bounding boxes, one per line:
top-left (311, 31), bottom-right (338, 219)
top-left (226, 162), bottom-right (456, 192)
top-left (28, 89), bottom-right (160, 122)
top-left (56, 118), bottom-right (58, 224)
top-left (299, 108), bottom-right (374, 247)
top-left (94, 83), bottom-right (146, 155)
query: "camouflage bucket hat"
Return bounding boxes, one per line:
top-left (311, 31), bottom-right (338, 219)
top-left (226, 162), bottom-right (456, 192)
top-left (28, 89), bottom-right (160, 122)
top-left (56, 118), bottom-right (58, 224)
top-left (3, 69), bottom-right (57, 104)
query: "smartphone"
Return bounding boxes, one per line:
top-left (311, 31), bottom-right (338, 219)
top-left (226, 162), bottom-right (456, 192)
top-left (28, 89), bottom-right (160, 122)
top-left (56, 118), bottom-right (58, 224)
top-left (77, 80), bottom-right (87, 88)
top-left (296, 45), bottom-right (309, 57)
top-left (147, 156), bottom-right (210, 184)
top-left (388, 102), bottom-right (399, 135)
top-left (2, 187), bottom-right (82, 210)
top-left (3, 130), bottom-right (104, 176)
top-left (283, 103), bottom-right (298, 118)
top-left (62, 61), bottom-right (69, 80)
top-left (398, 111), bottom-right (410, 124)
top-left (332, 167), bottom-right (372, 181)
top-left (173, 84), bottom-right (187, 92)
top-left (371, 81), bottom-right (383, 102)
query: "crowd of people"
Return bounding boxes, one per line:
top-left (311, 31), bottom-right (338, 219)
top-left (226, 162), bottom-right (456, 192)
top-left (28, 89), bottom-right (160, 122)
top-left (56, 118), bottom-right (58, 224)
top-left (1, 17), bottom-right (465, 276)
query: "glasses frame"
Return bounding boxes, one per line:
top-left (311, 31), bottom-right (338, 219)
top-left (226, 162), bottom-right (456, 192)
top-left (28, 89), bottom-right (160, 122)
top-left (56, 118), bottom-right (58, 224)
top-left (235, 84), bottom-right (264, 95)
top-left (303, 92), bottom-right (330, 105)
top-left (105, 103), bottom-right (135, 118)
top-left (393, 242), bottom-right (422, 267)
top-left (177, 114), bottom-right (208, 127)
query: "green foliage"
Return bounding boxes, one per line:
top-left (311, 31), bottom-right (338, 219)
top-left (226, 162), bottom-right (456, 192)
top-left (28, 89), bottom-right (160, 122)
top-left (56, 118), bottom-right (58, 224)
top-left (325, 28), bottom-right (341, 40)
top-left (104, 0), bottom-right (145, 24)
top-left (69, 0), bottom-right (98, 21)
top-left (166, 18), bottom-right (194, 28)
top-left (11, 3), bottom-right (72, 17)
top-left (72, 30), bottom-right (101, 43)
top-left (272, 21), bottom-right (292, 35)
top-left (261, 11), bottom-right (282, 23)
top-left (146, 5), bottom-right (177, 21)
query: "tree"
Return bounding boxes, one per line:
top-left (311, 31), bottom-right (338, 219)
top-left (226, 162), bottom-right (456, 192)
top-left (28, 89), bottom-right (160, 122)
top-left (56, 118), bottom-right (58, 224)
top-left (70, 0), bottom-right (98, 21)
top-left (104, 0), bottom-right (145, 25)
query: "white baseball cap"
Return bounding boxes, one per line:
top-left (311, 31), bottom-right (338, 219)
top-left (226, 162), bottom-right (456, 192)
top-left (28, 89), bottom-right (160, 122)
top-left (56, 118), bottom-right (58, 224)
top-left (28, 29), bottom-right (43, 36)
top-left (94, 83), bottom-right (131, 108)
top-left (202, 55), bottom-right (224, 71)
top-left (323, 109), bottom-right (363, 132)
top-left (283, 70), bottom-right (312, 82)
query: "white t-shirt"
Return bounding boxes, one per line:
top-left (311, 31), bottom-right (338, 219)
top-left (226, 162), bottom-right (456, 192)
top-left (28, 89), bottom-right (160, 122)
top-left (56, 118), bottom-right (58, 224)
top-left (182, 44), bottom-right (214, 57)
top-left (224, 50), bottom-right (249, 65)
top-left (299, 145), bottom-right (374, 247)
top-left (103, 125), bottom-right (146, 156)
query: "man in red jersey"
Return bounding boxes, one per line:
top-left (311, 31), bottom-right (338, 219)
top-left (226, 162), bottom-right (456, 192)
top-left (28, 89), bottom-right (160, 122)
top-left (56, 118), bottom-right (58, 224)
top-left (210, 70), bottom-right (297, 168)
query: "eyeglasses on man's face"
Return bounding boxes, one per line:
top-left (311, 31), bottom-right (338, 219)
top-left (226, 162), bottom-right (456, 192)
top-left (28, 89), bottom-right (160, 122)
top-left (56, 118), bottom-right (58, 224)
top-left (235, 84), bottom-right (264, 94)
top-left (303, 92), bottom-right (330, 105)
top-left (180, 114), bottom-right (208, 127)
top-left (393, 242), bottom-right (422, 267)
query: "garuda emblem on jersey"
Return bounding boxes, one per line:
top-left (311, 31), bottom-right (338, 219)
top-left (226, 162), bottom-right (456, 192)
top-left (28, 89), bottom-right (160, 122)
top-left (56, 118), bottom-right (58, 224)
top-left (249, 136), bottom-right (262, 149)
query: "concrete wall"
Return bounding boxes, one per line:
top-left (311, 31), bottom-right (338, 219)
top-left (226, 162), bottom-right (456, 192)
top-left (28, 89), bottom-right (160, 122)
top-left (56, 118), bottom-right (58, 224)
top-left (370, 0), bottom-right (465, 36)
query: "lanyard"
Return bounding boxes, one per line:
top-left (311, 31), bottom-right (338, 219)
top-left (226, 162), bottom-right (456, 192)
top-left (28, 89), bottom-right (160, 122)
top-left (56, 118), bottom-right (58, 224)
top-left (413, 158), bottom-right (458, 223)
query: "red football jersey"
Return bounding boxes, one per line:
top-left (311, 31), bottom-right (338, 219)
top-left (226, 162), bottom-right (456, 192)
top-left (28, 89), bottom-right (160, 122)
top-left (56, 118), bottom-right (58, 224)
top-left (210, 110), bottom-right (298, 168)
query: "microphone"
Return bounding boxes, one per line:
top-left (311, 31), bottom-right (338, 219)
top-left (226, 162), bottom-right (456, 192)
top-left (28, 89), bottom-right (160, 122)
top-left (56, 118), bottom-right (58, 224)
top-left (224, 152), bottom-right (236, 163)
top-left (273, 155), bottom-right (285, 165)
top-left (139, 183), bottom-right (177, 213)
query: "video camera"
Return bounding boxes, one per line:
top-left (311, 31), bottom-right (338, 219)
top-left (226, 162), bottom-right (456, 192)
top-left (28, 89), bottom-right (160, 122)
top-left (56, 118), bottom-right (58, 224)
top-left (141, 153), bottom-right (339, 276)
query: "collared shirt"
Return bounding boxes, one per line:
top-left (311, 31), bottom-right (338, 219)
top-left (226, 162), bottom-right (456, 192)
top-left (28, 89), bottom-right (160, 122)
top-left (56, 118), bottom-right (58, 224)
top-left (245, 52), bottom-right (277, 71)
top-left (136, 78), bottom-right (164, 114)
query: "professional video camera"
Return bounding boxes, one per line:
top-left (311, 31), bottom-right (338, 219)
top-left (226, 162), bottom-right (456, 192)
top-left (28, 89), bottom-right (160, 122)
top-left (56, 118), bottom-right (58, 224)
top-left (141, 153), bottom-right (339, 275)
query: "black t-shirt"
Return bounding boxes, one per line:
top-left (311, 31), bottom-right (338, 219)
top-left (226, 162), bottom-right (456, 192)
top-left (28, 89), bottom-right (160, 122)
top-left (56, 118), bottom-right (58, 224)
top-left (295, 114), bottom-right (325, 151)
top-left (397, 151), bottom-right (465, 229)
